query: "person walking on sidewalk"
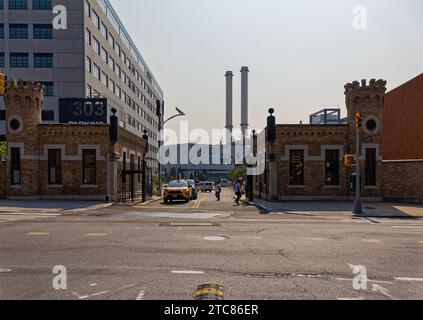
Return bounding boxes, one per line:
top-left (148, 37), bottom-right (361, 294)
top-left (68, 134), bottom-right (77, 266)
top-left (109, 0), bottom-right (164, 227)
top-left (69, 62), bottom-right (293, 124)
top-left (234, 180), bottom-right (242, 206)
top-left (215, 181), bottom-right (222, 201)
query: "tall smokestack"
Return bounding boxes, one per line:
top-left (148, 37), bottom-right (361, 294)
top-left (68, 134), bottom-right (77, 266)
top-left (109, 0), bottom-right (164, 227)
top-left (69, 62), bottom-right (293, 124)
top-left (240, 66), bottom-right (249, 138)
top-left (225, 71), bottom-right (234, 134)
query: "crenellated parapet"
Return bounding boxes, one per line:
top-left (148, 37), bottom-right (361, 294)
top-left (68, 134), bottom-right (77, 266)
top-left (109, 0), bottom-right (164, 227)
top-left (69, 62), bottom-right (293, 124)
top-left (4, 80), bottom-right (44, 110)
top-left (345, 79), bottom-right (387, 110)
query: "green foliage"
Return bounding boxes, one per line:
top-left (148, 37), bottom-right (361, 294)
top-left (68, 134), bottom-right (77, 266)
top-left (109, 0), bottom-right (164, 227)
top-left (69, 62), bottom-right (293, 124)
top-left (229, 165), bottom-right (246, 182)
top-left (196, 171), bottom-right (207, 182)
top-left (0, 141), bottom-right (6, 157)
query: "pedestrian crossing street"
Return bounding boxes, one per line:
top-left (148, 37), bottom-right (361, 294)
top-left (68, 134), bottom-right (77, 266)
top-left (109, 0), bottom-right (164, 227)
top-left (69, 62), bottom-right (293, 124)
top-left (0, 212), bottom-right (61, 223)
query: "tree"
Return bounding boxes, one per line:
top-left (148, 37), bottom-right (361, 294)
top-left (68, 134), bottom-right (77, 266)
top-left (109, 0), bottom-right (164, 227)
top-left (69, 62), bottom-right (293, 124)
top-left (196, 171), bottom-right (206, 182)
top-left (229, 165), bottom-right (246, 182)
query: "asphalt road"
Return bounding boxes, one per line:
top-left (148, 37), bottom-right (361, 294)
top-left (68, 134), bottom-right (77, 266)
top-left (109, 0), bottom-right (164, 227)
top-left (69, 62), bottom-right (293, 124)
top-left (0, 189), bottom-right (422, 300)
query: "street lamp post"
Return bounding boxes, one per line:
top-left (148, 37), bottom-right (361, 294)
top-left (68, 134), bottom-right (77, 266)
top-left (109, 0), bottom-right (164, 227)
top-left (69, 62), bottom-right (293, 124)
top-left (157, 105), bottom-right (186, 194)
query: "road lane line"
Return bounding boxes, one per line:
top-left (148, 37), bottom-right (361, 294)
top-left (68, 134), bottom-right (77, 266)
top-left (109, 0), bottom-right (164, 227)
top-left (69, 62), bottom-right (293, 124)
top-left (172, 270), bottom-right (205, 275)
top-left (334, 277), bottom-right (394, 284)
top-left (0, 212), bottom-right (60, 216)
top-left (73, 290), bottom-right (110, 300)
top-left (392, 226), bottom-right (423, 229)
top-left (361, 239), bottom-right (382, 244)
top-left (85, 233), bottom-right (107, 237)
top-left (337, 297), bottom-right (366, 301)
top-left (27, 232), bottom-right (50, 236)
top-left (394, 277), bottom-right (423, 282)
top-left (0, 268), bottom-right (12, 273)
top-left (195, 198), bottom-right (205, 209)
top-left (372, 284), bottom-right (397, 300)
top-left (136, 290), bottom-right (145, 300)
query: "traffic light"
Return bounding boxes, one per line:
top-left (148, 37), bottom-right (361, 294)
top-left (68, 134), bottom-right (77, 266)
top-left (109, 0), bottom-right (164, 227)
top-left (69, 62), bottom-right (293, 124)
top-left (0, 73), bottom-right (7, 95)
top-left (354, 112), bottom-right (363, 129)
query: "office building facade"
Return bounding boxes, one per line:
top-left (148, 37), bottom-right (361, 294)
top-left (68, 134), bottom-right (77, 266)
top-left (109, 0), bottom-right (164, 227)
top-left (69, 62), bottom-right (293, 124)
top-left (0, 0), bottom-right (164, 173)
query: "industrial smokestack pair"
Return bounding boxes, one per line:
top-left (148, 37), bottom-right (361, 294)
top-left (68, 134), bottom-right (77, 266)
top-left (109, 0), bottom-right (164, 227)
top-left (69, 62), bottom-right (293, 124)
top-left (225, 67), bottom-right (249, 138)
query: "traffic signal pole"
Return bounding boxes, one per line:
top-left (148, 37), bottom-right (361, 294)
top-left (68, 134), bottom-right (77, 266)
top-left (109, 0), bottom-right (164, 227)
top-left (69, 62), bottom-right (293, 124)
top-left (353, 125), bottom-right (363, 215)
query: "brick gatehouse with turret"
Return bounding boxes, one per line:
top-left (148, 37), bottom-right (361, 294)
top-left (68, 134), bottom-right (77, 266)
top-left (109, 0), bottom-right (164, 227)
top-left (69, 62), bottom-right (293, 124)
top-left (254, 75), bottom-right (423, 204)
top-left (0, 80), bottom-right (150, 202)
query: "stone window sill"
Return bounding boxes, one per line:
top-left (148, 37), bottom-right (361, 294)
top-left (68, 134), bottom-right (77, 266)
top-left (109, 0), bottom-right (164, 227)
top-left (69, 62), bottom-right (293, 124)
top-left (288, 185), bottom-right (305, 189)
top-left (48, 184), bottom-right (63, 188)
top-left (81, 185), bottom-right (98, 188)
top-left (324, 185), bottom-right (341, 189)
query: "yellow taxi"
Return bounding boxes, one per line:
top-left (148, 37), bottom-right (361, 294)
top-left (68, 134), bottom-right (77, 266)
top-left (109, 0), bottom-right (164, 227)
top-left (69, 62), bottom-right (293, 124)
top-left (163, 180), bottom-right (192, 203)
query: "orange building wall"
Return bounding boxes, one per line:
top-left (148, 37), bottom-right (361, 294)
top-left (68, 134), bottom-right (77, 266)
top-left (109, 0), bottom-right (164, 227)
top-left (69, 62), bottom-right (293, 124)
top-left (383, 74), bottom-right (423, 160)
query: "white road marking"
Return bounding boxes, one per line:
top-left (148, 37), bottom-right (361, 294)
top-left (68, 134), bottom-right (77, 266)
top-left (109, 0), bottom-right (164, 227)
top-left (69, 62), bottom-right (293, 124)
top-left (392, 226), bottom-right (423, 229)
top-left (337, 297), bottom-right (366, 301)
top-left (361, 239), bottom-right (382, 244)
top-left (395, 277), bottom-right (423, 282)
top-left (89, 283), bottom-right (98, 287)
top-left (0, 268), bottom-right (12, 273)
top-left (136, 290), bottom-right (145, 300)
top-left (203, 236), bottom-right (226, 241)
top-left (171, 223), bottom-right (213, 227)
top-left (0, 212), bottom-right (60, 217)
top-left (334, 277), bottom-right (394, 284)
top-left (302, 237), bottom-right (324, 241)
top-left (372, 284), bottom-right (397, 300)
top-left (72, 290), bottom-right (109, 300)
top-left (171, 270), bottom-right (205, 275)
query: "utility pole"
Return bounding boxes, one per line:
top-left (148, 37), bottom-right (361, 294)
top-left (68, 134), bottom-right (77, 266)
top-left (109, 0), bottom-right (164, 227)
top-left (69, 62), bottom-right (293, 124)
top-left (353, 112), bottom-right (363, 215)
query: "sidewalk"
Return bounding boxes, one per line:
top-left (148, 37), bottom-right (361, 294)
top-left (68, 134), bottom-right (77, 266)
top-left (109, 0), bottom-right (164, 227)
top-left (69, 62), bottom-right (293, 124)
top-left (246, 198), bottom-right (423, 219)
top-left (0, 200), bottom-right (113, 214)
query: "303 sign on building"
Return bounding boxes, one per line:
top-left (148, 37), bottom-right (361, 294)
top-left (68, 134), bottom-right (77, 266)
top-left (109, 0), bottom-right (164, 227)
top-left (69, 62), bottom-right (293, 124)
top-left (59, 98), bottom-right (108, 124)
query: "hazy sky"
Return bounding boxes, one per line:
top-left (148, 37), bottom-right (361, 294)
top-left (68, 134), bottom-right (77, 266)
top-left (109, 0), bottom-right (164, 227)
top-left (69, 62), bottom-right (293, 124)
top-left (109, 0), bottom-right (423, 142)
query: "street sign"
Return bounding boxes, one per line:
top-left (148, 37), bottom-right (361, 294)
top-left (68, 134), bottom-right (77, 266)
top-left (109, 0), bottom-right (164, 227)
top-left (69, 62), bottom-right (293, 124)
top-left (59, 98), bottom-right (107, 124)
top-left (343, 154), bottom-right (356, 167)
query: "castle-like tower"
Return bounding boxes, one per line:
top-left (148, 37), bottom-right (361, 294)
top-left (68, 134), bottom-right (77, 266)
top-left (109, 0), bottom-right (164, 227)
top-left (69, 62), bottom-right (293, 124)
top-left (345, 79), bottom-right (387, 150)
top-left (4, 80), bottom-right (44, 196)
top-left (344, 79), bottom-right (387, 196)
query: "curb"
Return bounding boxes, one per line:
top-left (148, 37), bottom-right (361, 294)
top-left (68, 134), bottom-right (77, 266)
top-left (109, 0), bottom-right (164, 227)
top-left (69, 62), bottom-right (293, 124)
top-left (240, 198), bottom-right (271, 214)
top-left (65, 202), bottom-right (114, 213)
top-left (136, 197), bottom-right (163, 206)
top-left (247, 201), bottom-right (423, 219)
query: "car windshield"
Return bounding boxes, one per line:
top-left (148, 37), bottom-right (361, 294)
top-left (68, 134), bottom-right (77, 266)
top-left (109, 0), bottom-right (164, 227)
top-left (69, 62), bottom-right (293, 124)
top-left (168, 181), bottom-right (188, 188)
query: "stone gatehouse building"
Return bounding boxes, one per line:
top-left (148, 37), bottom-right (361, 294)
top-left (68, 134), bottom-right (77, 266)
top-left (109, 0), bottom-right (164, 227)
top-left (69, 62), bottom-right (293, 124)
top-left (254, 75), bottom-right (423, 204)
top-left (0, 80), bottom-right (149, 202)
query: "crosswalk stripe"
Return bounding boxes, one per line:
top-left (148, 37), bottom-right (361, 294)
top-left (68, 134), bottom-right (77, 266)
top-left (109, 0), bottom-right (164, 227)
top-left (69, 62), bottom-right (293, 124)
top-left (0, 212), bottom-right (61, 216)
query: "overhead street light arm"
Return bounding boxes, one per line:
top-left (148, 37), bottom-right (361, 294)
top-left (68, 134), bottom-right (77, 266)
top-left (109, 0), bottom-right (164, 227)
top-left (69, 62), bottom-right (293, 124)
top-left (161, 107), bottom-right (186, 129)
